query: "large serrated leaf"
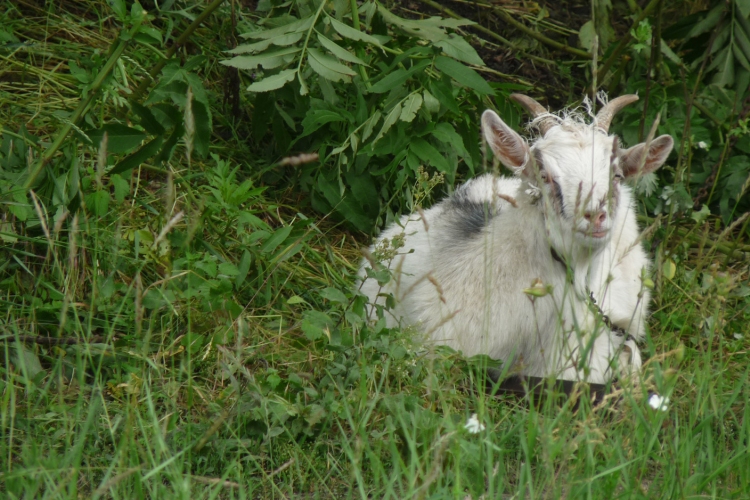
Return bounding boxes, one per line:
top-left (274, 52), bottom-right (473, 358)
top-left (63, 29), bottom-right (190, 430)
top-left (221, 47), bottom-right (300, 70)
top-left (241, 16), bottom-right (314, 40)
top-left (399, 93), bottom-right (422, 122)
top-left (307, 48), bottom-right (356, 83)
top-left (316, 32), bottom-right (367, 65)
top-left (434, 56), bottom-right (494, 95)
top-left (368, 68), bottom-right (409, 94)
top-left (327, 16), bottom-right (383, 46)
top-left (435, 35), bottom-right (485, 66)
top-left (247, 68), bottom-right (297, 92)
top-left (373, 103), bottom-right (401, 144)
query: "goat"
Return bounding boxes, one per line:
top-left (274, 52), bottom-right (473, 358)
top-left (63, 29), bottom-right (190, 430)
top-left (359, 94), bottom-right (674, 384)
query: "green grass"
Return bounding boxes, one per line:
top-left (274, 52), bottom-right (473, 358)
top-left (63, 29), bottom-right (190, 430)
top-left (1, 0), bottom-right (749, 498)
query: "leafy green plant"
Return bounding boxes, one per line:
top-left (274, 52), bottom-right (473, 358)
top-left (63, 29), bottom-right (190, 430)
top-left (223, 0), bottom-right (512, 231)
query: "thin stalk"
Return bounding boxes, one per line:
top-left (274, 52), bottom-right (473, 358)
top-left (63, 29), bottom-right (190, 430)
top-left (23, 36), bottom-right (131, 191)
top-left (349, 0), bottom-right (371, 86)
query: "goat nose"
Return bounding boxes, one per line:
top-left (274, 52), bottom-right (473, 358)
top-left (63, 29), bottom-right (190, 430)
top-left (583, 211), bottom-right (606, 226)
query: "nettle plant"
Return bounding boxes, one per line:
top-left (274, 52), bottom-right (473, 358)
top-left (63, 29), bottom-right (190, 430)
top-left (223, 0), bottom-right (510, 232)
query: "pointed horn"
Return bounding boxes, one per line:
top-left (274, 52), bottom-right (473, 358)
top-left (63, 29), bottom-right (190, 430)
top-left (509, 93), bottom-right (556, 136)
top-left (595, 95), bottom-right (639, 132)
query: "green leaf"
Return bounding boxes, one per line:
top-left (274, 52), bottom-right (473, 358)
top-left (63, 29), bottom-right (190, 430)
top-left (234, 250), bottom-right (252, 288)
top-left (368, 59), bottom-right (431, 94)
top-left (685, 4), bottom-right (724, 40)
top-left (301, 310), bottom-right (334, 341)
top-left (327, 16), bottom-right (383, 46)
top-left (422, 89), bottom-right (440, 114)
top-left (579, 20), bottom-right (596, 52)
top-left (260, 225), bottom-right (293, 254)
top-left (192, 100), bottom-right (211, 158)
top-left (307, 48), bottom-right (356, 83)
top-left (373, 103), bottom-right (401, 144)
top-left (710, 46), bottom-right (735, 87)
top-left (432, 122), bottom-right (468, 159)
top-left (410, 138), bottom-right (450, 172)
top-left (361, 110), bottom-right (382, 142)
top-left (368, 68), bottom-right (410, 94)
top-left (247, 68), bottom-right (297, 92)
top-left (434, 56), bottom-right (494, 95)
top-left (399, 93), bottom-right (422, 122)
top-left (129, 102), bottom-right (165, 135)
top-left (738, 0), bottom-right (750, 19)
top-left (221, 47), bottom-right (300, 70)
top-left (241, 16), bottom-right (314, 40)
top-left (111, 174), bottom-right (130, 203)
top-left (300, 109), bottom-right (347, 138)
top-left (87, 124), bottom-right (147, 154)
top-left (734, 23), bottom-right (750, 69)
top-left (660, 39), bottom-right (683, 65)
top-left (316, 32), bottom-right (367, 65)
top-left (85, 190), bottom-right (110, 216)
top-left (229, 32), bottom-right (304, 54)
top-left (435, 35), bottom-right (485, 66)
top-left (319, 287), bottom-right (348, 303)
top-left (109, 136), bottom-right (164, 175)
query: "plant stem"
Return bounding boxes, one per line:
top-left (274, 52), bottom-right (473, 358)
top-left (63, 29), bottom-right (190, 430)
top-left (349, 0), bottom-right (371, 86)
top-left (23, 36), bottom-right (131, 191)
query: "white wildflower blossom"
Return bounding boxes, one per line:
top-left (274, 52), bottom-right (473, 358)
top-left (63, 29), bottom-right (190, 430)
top-left (697, 141), bottom-right (709, 150)
top-left (648, 393), bottom-right (670, 412)
top-left (464, 413), bottom-right (485, 434)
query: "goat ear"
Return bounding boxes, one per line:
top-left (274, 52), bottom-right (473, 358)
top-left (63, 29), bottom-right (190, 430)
top-left (621, 135), bottom-right (674, 178)
top-left (482, 110), bottom-right (529, 171)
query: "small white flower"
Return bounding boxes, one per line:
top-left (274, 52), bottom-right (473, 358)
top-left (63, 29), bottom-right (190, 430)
top-left (733, 333), bottom-right (744, 340)
top-left (464, 413), bottom-right (485, 434)
top-left (697, 141), bottom-right (709, 150)
top-left (648, 393), bottom-right (670, 412)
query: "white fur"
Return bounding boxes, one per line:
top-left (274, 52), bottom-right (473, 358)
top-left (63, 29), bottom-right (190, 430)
top-left (359, 105), bottom-right (673, 384)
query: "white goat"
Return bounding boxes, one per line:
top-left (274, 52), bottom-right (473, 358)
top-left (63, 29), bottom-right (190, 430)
top-left (359, 94), bottom-right (674, 384)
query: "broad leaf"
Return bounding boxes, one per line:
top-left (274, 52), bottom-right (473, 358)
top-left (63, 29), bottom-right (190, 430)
top-left (241, 16), bottom-right (314, 40)
top-left (373, 103), bottom-right (401, 143)
top-left (327, 15), bottom-right (383, 46)
top-left (434, 56), bottom-right (494, 95)
top-left (247, 68), bottom-right (297, 92)
top-left (229, 32), bottom-right (304, 54)
top-left (87, 124), bottom-right (146, 154)
top-left (221, 47), bottom-right (300, 70)
top-left (435, 35), bottom-right (485, 66)
top-left (316, 32), bottom-right (367, 65)
top-left (410, 138), bottom-right (450, 172)
top-left (307, 48), bottom-right (356, 83)
top-left (109, 136), bottom-right (164, 175)
top-left (399, 93), bottom-right (422, 122)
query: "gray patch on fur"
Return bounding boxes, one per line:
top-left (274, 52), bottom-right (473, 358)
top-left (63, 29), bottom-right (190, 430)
top-left (447, 190), bottom-right (496, 239)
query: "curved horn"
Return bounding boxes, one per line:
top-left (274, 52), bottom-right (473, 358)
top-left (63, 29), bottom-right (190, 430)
top-left (509, 93), bottom-right (556, 136)
top-left (595, 95), bottom-right (639, 132)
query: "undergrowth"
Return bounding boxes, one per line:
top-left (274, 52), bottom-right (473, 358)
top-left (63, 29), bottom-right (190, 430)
top-left (0, 0), bottom-right (748, 498)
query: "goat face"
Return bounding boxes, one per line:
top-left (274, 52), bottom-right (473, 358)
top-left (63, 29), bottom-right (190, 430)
top-left (482, 95), bottom-right (674, 255)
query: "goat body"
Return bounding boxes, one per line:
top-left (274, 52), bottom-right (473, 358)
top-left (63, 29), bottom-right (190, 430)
top-left (360, 95), bottom-right (674, 384)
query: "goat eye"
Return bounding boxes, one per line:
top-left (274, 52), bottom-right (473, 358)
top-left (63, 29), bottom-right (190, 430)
top-left (613, 172), bottom-right (624, 181)
top-left (539, 170), bottom-right (549, 182)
